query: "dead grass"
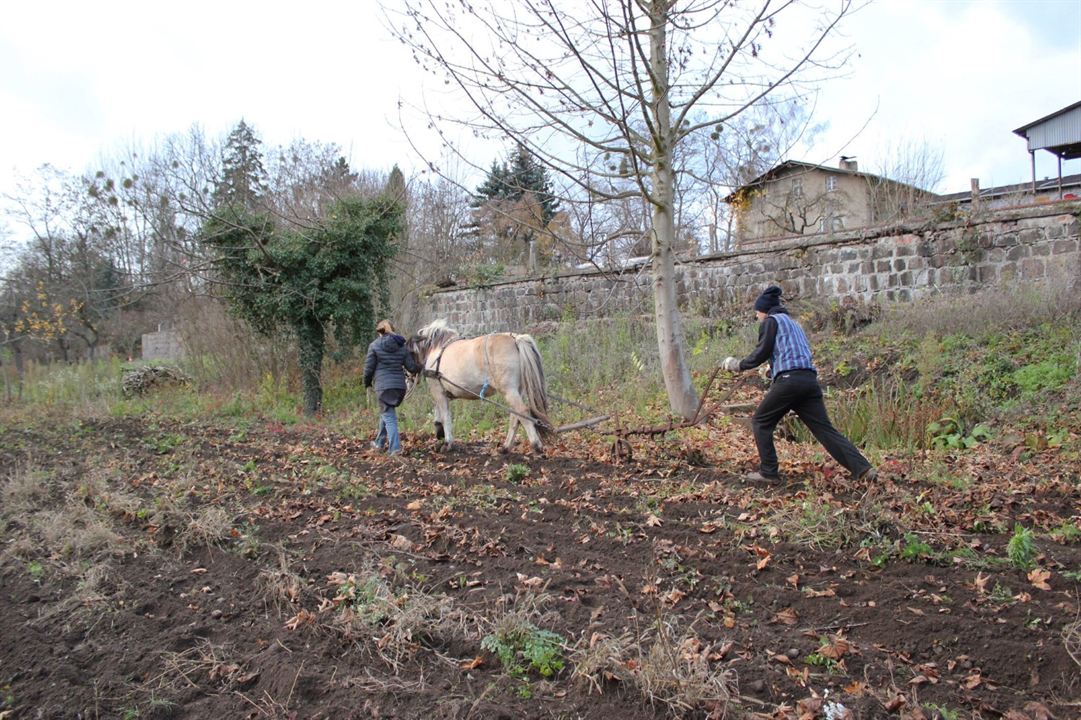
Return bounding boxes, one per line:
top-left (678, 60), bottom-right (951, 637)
top-left (1064, 620), bottom-right (1081, 670)
top-left (0, 463), bottom-right (53, 517)
top-left (634, 620), bottom-right (737, 718)
top-left (256, 551), bottom-right (307, 613)
top-left (152, 639), bottom-right (251, 694)
top-left (761, 492), bottom-right (861, 550)
top-left (178, 506), bottom-right (234, 553)
top-left (325, 566), bottom-right (473, 668)
top-left (571, 631), bottom-right (636, 693)
top-left (874, 279), bottom-right (1081, 340)
top-left (34, 502), bottom-right (124, 560)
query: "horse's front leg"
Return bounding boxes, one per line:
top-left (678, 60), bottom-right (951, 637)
top-left (435, 393), bottom-right (454, 449)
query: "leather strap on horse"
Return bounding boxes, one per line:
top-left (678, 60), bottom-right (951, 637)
top-left (420, 366), bottom-right (555, 431)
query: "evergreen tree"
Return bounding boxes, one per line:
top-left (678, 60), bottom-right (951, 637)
top-left (472, 147), bottom-right (558, 224)
top-left (213, 120), bottom-right (268, 212)
top-left (507, 145), bottom-right (559, 225)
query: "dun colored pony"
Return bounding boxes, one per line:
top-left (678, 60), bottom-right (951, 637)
top-left (407, 320), bottom-right (555, 453)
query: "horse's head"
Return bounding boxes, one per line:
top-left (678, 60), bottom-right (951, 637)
top-left (405, 332), bottom-right (430, 371)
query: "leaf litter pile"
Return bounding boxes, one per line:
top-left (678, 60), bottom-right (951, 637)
top-left (0, 406), bottom-right (1078, 719)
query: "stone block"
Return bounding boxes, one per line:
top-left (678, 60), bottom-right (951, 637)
top-left (1020, 257), bottom-right (1045, 279)
top-left (1018, 228), bottom-right (1043, 244)
top-left (1053, 239), bottom-right (1079, 255)
top-left (992, 232), bottom-right (1017, 248)
top-left (1005, 245), bottom-right (1028, 261)
top-left (872, 244), bottom-right (892, 260)
top-left (894, 258), bottom-right (907, 272)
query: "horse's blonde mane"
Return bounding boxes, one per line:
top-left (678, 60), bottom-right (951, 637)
top-left (417, 319), bottom-right (460, 350)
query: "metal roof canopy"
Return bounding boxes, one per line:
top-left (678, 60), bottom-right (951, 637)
top-left (1013, 101), bottom-right (1081, 196)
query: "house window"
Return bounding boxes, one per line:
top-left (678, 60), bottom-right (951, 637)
top-left (820, 215), bottom-right (845, 232)
top-left (825, 176), bottom-right (838, 192)
top-left (791, 180), bottom-right (803, 199)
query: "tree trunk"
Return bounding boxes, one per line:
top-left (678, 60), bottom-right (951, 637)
top-left (296, 317), bottom-right (325, 416)
top-left (648, 3), bottom-right (699, 420)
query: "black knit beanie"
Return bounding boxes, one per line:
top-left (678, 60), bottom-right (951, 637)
top-left (754, 285), bottom-right (783, 313)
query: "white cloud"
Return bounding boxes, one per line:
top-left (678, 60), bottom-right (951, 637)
top-left (809, 0), bottom-right (1081, 191)
top-left (0, 0), bottom-right (1077, 205)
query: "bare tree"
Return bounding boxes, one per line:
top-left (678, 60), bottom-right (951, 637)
top-left (867, 138), bottom-right (944, 223)
top-left (386, 0), bottom-right (854, 418)
top-left (682, 99), bottom-right (825, 253)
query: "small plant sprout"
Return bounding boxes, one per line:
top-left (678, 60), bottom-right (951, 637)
top-left (505, 463), bottom-right (530, 483)
top-left (1007, 524), bottom-right (1037, 570)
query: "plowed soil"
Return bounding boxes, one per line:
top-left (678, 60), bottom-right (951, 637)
top-left (1, 414), bottom-right (1078, 719)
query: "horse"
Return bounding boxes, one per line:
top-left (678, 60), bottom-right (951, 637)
top-left (407, 319), bottom-right (556, 454)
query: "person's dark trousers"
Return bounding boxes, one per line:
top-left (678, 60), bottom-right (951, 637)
top-left (751, 369), bottom-right (872, 479)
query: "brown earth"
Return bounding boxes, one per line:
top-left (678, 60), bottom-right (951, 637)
top-left (0, 412), bottom-right (1078, 720)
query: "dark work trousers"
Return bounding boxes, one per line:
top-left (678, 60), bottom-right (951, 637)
top-left (751, 369), bottom-right (872, 479)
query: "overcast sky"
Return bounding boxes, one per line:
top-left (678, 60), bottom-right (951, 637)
top-left (1, 0), bottom-right (1079, 213)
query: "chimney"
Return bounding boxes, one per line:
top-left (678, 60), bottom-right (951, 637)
top-left (839, 156), bottom-right (858, 172)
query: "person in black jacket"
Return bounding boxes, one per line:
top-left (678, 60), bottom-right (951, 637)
top-left (722, 286), bottom-right (876, 484)
top-left (363, 319), bottom-right (420, 455)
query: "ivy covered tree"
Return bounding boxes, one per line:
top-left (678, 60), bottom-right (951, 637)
top-left (201, 192), bottom-right (403, 415)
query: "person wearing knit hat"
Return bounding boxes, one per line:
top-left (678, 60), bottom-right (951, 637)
top-left (722, 285), bottom-right (876, 484)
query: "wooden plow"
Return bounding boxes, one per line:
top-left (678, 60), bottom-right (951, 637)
top-left (551, 367), bottom-right (755, 462)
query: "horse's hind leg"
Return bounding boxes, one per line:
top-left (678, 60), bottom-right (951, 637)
top-left (501, 415), bottom-right (520, 454)
top-left (505, 391), bottom-right (543, 454)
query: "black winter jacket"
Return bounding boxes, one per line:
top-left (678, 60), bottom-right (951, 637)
top-left (363, 333), bottom-right (421, 392)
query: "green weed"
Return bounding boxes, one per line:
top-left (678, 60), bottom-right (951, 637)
top-left (1006, 524), bottom-right (1037, 570)
top-left (927, 417), bottom-right (991, 450)
top-left (804, 651), bottom-right (843, 675)
top-left (922, 702), bottom-right (961, 720)
top-left (900, 533), bottom-right (935, 563)
top-left (505, 463), bottom-right (530, 483)
top-left (482, 624), bottom-right (566, 680)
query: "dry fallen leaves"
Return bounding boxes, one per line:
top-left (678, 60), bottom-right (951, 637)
top-left (773, 607), bottom-right (800, 626)
top-left (285, 608), bottom-right (317, 630)
top-left (817, 635), bottom-right (852, 660)
top-left (1027, 568), bottom-right (1051, 591)
top-left (460, 656), bottom-right (484, 670)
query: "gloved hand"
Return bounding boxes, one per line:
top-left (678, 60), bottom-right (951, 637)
top-left (722, 356), bottom-right (741, 372)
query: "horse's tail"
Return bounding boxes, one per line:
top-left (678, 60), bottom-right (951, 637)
top-left (513, 334), bottom-right (556, 441)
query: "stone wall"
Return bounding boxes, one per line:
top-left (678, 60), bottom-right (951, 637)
top-left (141, 330), bottom-right (184, 361)
top-left (420, 202), bottom-right (1081, 335)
